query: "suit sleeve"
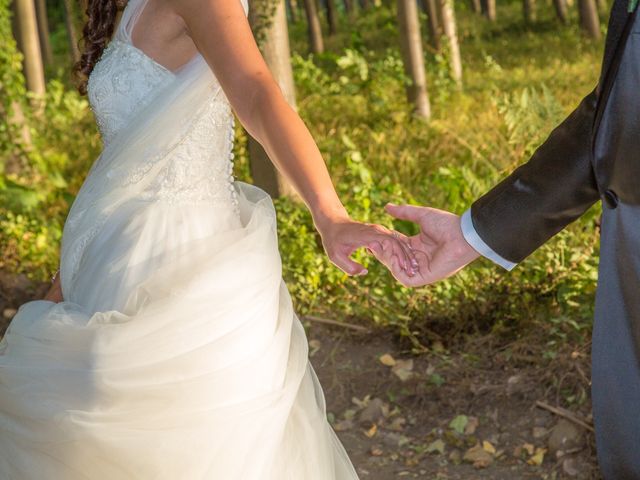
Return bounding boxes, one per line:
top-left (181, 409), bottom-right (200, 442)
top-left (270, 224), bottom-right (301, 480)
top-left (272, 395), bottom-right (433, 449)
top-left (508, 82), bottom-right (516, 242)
top-left (468, 89), bottom-right (601, 265)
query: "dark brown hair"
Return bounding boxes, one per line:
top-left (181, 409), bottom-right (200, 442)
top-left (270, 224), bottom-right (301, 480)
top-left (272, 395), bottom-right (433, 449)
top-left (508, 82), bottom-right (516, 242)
top-left (74, 0), bottom-right (127, 95)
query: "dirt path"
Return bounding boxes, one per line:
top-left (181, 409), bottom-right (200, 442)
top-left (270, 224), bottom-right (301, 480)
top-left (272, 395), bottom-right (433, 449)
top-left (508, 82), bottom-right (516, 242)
top-left (307, 322), bottom-right (600, 479)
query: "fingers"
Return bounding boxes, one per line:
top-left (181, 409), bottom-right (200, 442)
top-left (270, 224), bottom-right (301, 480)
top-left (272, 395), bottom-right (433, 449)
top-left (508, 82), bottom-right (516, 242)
top-left (357, 225), bottom-right (415, 275)
top-left (391, 231), bottom-right (419, 272)
top-left (366, 232), bottom-right (418, 276)
top-left (332, 251), bottom-right (368, 276)
top-left (385, 203), bottom-right (430, 223)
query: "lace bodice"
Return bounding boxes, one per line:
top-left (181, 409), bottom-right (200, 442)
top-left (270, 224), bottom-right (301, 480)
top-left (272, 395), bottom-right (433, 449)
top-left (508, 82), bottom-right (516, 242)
top-left (87, 39), bottom-right (174, 147)
top-left (86, 0), bottom-right (243, 208)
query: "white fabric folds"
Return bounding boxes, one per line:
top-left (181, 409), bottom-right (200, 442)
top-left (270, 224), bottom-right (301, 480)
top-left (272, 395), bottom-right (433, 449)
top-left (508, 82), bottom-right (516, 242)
top-left (0, 0), bottom-right (360, 477)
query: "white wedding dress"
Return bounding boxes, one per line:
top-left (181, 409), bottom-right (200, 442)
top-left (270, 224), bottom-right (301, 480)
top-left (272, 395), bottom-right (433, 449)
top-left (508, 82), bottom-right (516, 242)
top-left (0, 0), bottom-right (359, 477)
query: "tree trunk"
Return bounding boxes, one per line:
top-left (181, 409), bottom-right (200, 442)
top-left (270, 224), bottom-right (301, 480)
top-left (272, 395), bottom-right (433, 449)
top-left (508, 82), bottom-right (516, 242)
top-left (62, 0), bottom-right (81, 62)
top-left (481, 0), bottom-right (496, 21)
top-left (248, 0), bottom-right (297, 198)
top-left (523, 0), bottom-right (536, 22)
top-left (470, 0), bottom-right (481, 14)
top-left (324, 0), bottom-right (337, 35)
top-left (595, 0), bottom-right (606, 13)
top-left (578, 0), bottom-right (600, 39)
top-left (303, 0), bottom-right (324, 53)
top-left (34, 0), bottom-right (52, 65)
top-left (343, 0), bottom-right (354, 15)
top-left (553, 0), bottom-right (568, 23)
top-left (396, 0), bottom-right (431, 119)
top-left (287, 0), bottom-right (299, 22)
top-left (360, 0), bottom-right (370, 9)
top-left (438, 0), bottom-right (462, 86)
top-left (12, 0), bottom-right (45, 96)
top-left (424, 0), bottom-right (440, 51)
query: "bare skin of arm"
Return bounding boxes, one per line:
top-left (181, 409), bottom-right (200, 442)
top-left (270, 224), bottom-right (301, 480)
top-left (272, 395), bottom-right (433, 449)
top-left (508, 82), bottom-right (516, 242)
top-left (170, 0), bottom-right (417, 276)
top-left (44, 0), bottom-right (417, 303)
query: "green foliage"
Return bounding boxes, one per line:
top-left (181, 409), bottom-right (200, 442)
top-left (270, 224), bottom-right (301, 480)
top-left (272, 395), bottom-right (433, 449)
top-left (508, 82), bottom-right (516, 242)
top-left (0, 0), bottom-right (605, 348)
top-left (0, 212), bottom-right (62, 280)
top-left (0, 0), bottom-right (27, 162)
top-left (0, 2), bottom-right (99, 280)
top-left (495, 84), bottom-right (565, 158)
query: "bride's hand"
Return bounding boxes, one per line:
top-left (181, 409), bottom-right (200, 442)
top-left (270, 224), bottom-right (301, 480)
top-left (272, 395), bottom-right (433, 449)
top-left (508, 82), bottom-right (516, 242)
top-left (44, 275), bottom-right (63, 303)
top-left (315, 214), bottom-right (419, 277)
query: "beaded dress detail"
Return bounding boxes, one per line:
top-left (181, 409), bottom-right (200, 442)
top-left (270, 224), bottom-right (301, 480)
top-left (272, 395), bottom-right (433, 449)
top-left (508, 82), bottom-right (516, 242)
top-left (0, 0), bottom-right (359, 477)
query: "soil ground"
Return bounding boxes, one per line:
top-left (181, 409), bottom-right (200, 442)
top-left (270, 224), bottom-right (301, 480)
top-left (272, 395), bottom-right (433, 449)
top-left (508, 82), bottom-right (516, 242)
top-left (307, 322), bottom-right (600, 480)
top-left (0, 271), bottom-right (601, 479)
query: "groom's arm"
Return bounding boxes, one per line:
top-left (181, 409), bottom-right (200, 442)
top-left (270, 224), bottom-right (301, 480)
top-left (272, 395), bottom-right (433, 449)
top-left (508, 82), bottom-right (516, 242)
top-left (461, 89), bottom-right (601, 268)
top-left (463, 0), bottom-right (634, 268)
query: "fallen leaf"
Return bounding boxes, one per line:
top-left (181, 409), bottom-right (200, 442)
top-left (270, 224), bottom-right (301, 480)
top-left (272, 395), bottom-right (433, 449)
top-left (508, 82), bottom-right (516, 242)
top-left (425, 439), bottom-right (446, 455)
top-left (379, 353), bottom-right (396, 366)
top-left (465, 416), bottom-right (479, 435)
top-left (463, 444), bottom-right (494, 469)
top-left (392, 359), bottom-right (414, 382)
top-left (388, 417), bottom-right (406, 431)
top-left (351, 395), bottom-right (371, 409)
top-left (482, 440), bottom-right (496, 455)
top-left (522, 443), bottom-right (536, 455)
top-left (370, 445), bottom-right (383, 457)
top-left (428, 373), bottom-right (445, 387)
top-left (308, 339), bottom-right (321, 357)
top-left (449, 415), bottom-right (468, 435)
top-left (343, 409), bottom-right (357, 420)
top-left (364, 424), bottom-right (378, 438)
top-left (333, 419), bottom-right (354, 432)
top-left (527, 447), bottom-right (546, 466)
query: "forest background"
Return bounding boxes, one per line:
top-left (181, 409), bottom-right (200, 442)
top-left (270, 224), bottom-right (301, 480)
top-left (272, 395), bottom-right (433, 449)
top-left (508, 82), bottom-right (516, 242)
top-left (0, 0), bottom-right (609, 476)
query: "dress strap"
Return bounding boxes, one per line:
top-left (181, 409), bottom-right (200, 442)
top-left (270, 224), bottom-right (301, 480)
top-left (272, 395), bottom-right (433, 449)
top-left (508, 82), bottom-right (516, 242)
top-left (115, 0), bottom-right (152, 42)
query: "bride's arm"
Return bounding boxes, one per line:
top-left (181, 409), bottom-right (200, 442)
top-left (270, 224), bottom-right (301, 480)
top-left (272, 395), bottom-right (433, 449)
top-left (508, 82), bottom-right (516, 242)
top-left (173, 0), bottom-right (417, 277)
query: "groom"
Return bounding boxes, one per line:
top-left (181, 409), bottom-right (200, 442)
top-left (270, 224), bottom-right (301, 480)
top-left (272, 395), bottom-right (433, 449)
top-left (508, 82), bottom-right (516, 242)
top-left (381, 1), bottom-right (640, 478)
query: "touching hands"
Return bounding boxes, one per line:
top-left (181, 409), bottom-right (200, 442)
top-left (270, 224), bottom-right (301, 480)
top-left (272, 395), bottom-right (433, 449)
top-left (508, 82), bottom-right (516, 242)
top-left (315, 213), bottom-right (419, 278)
top-left (375, 204), bottom-right (480, 287)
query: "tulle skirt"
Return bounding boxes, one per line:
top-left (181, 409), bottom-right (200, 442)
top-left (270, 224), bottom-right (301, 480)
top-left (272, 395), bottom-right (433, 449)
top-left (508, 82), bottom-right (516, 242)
top-left (0, 182), bottom-right (359, 479)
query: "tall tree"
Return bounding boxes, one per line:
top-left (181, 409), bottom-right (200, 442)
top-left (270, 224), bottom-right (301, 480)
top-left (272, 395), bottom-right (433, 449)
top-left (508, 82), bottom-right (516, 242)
top-left (248, 0), bottom-right (297, 198)
top-left (438, 0), bottom-right (462, 86)
top-left (34, 0), bottom-right (52, 65)
top-left (343, 0), bottom-right (354, 15)
top-left (324, 0), bottom-right (337, 35)
top-left (3, 0), bottom-right (33, 150)
top-left (481, 0), bottom-right (496, 21)
top-left (553, 0), bottom-right (568, 23)
top-left (424, 0), bottom-right (440, 51)
top-left (303, 0), bottom-right (324, 53)
top-left (62, 0), bottom-right (80, 62)
top-left (396, 0), bottom-right (431, 119)
top-left (470, 0), bottom-right (481, 14)
top-left (12, 0), bottom-right (45, 96)
top-left (287, 0), bottom-right (299, 22)
top-left (578, 0), bottom-right (600, 39)
top-left (523, 0), bottom-right (536, 22)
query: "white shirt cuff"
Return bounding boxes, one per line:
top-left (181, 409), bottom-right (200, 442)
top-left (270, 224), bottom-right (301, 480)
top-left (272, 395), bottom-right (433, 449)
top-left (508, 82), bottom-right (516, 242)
top-left (460, 209), bottom-right (517, 271)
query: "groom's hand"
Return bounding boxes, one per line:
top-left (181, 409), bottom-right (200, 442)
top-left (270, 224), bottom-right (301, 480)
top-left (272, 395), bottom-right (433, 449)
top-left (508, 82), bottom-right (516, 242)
top-left (379, 204), bottom-right (480, 287)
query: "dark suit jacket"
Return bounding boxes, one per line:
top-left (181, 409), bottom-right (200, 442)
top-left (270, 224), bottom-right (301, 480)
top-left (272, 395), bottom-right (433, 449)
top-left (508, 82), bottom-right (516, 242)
top-left (470, 0), bottom-right (640, 263)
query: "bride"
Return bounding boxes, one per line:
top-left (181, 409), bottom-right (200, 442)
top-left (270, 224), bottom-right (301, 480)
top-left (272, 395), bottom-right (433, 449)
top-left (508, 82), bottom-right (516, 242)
top-left (0, 0), bottom-right (418, 477)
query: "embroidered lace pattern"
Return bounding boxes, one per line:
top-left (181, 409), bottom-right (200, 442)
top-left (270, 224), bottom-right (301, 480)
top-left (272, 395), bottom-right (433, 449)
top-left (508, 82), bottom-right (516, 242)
top-left (68, 39), bottom-right (240, 286)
